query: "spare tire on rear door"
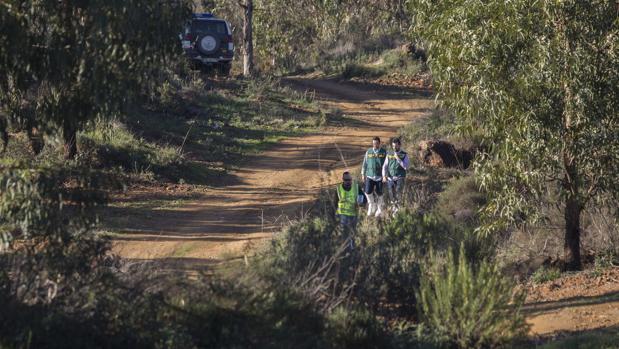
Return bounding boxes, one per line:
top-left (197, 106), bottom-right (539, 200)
top-left (197, 35), bottom-right (219, 55)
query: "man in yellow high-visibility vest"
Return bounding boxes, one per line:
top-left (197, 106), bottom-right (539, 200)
top-left (334, 171), bottom-right (364, 231)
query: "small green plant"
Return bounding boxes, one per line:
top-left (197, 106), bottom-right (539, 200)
top-left (399, 108), bottom-right (458, 149)
top-left (531, 266), bottom-right (562, 284)
top-left (380, 49), bottom-right (423, 77)
top-left (341, 63), bottom-right (384, 79)
top-left (435, 175), bottom-right (486, 227)
top-left (417, 245), bottom-right (527, 349)
top-left (353, 211), bottom-right (458, 316)
top-left (325, 307), bottom-right (391, 349)
top-left (590, 250), bottom-right (618, 277)
top-left (244, 77), bottom-right (276, 102)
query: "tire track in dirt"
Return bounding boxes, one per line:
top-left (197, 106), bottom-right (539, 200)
top-left (111, 77), bottom-right (433, 264)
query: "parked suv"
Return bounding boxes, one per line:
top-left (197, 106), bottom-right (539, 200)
top-left (181, 13), bottom-right (234, 75)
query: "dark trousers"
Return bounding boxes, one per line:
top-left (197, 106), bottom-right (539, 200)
top-left (364, 178), bottom-right (383, 196)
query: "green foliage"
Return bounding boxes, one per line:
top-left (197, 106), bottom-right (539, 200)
top-left (399, 108), bottom-right (456, 147)
top-left (1, 75), bottom-right (327, 185)
top-left (589, 249), bottom-right (618, 277)
top-left (380, 48), bottom-right (425, 77)
top-left (332, 48), bottom-right (424, 80)
top-left (0, 0), bottom-right (191, 157)
top-left (268, 216), bottom-right (340, 278)
top-left (531, 266), bottom-right (562, 284)
top-left (266, 207), bottom-right (482, 318)
top-left (0, 165), bottom-right (115, 295)
top-left (353, 212), bottom-right (448, 315)
top-left (341, 63), bottom-right (386, 80)
top-left (0, 254), bottom-right (398, 349)
top-left (325, 307), bottom-right (392, 349)
top-left (435, 175), bottom-right (486, 228)
top-left (205, 0), bottom-right (411, 73)
top-left (411, 0), bottom-right (619, 268)
top-left (417, 246), bottom-right (527, 349)
top-left (81, 120), bottom-right (183, 179)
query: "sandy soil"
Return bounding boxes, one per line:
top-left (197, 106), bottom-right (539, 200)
top-left (524, 268), bottom-right (619, 337)
top-left (111, 77), bottom-right (433, 262)
top-left (109, 76), bottom-right (619, 338)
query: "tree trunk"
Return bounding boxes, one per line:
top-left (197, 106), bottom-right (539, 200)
top-left (242, 0), bottom-right (254, 77)
top-left (562, 148), bottom-right (582, 270)
top-left (564, 195), bottom-right (582, 270)
top-left (63, 123), bottom-right (78, 160)
top-left (0, 118), bottom-right (7, 153)
top-left (558, 15), bottom-right (582, 271)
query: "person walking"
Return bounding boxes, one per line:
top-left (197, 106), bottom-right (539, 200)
top-left (361, 136), bottom-right (387, 217)
top-left (382, 138), bottom-right (409, 215)
top-left (334, 171), bottom-right (364, 233)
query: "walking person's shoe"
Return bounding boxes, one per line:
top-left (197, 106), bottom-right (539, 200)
top-left (374, 195), bottom-right (384, 217)
top-left (366, 194), bottom-right (375, 216)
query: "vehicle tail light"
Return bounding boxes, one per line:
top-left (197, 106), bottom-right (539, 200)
top-left (184, 33), bottom-right (193, 41)
top-left (222, 35), bottom-right (234, 51)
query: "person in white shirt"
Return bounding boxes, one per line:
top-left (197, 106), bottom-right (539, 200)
top-left (382, 138), bottom-right (409, 215)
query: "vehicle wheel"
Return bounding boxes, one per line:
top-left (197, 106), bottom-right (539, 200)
top-left (217, 63), bottom-right (232, 77)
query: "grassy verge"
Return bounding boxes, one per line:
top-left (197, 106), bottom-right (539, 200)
top-left (1, 75), bottom-right (327, 187)
top-left (85, 76), bottom-right (327, 185)
top-left (316, 47), bottom-right (427, 82)
top-left (1, 74), bottom-right (329, 234)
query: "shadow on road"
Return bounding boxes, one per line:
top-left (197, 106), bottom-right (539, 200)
top-left (523, 290), bottom-right (619, 316)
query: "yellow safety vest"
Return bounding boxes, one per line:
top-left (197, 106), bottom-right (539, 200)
top-left (336, 181), bottom-right (358, 217)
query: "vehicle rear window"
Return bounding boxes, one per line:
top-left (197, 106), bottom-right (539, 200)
top-left (191, 20), bottom-right (227, 35)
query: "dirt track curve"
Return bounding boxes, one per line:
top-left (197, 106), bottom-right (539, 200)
top-left (112, 78), bottom-right (433, 264)
top-left (111, 77), bottom-right (619, 339)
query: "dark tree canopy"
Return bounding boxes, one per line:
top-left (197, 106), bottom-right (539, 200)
top-left (0, 0), bottom-right (191, 158)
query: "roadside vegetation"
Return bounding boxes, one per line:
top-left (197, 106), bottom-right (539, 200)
top-left (2, 74), bottom-right (326, 185)
top-left (328, 46), bottom-right (427, 83)
top-left (1, 0), bottom-right (618, 348)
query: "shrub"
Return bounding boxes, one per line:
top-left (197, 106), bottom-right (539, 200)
top-left (531, 266), bottom-right (562, 284)
top-left (268, 217), bottom-right (340, 277)
top-left (341, 63), bottom-right (384, 79)
top-left (266, 208), bottom-right (485, 319)
top-left (325, 307), bottom-right (391, 349)
top-left (80, 120), bottom-right (183, 180)
top-left (417, 246), bottom-right (527, 349)
top-left (380, 49), bottom-right (423, 77)
top-left (435, 175), bottom-right (486, 228)
top-left (353, 211), bottom-right (457, 316)
top-left (399, 108), bottom-right (456, 149)
top-left (594, 249), bottom-right (618, 270)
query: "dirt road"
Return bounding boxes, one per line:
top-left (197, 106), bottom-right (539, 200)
top-left (110, 77), bottom-right (619, 339)
top-left (112, 78), bottom-right (433, 263)
top-left (524, 268), bottom-right (619, 338)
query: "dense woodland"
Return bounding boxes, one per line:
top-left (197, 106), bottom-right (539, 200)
top-left (1, 1), bottom-right (618, 348)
